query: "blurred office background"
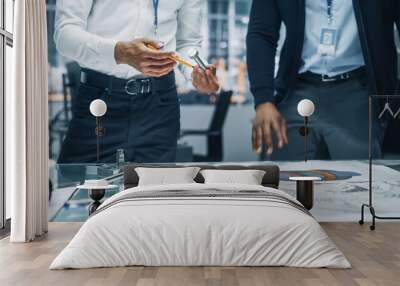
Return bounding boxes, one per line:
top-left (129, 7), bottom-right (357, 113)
top-left (46, 0), bottom-right (400, 163)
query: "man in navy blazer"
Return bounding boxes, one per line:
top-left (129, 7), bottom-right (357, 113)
top-left (247, 0), bottom-right (400, 160)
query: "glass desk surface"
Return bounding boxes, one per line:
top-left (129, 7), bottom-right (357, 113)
top-left (49, 164), bottom-right (125, 222)
top-left (49, 161), bottom-right (400, 222)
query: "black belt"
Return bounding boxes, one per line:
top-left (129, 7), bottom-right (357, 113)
top-left (80, 69), bottom-right (176, 96)
top-left (298, 67), bottom-right (367, 83)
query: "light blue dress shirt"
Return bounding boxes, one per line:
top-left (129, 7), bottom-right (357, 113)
top-left (299, 0), bottom-right (365, 76)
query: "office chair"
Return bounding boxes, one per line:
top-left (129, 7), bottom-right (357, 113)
top-left (49, 62), bottom-right (81, 159)
top-left (180, 90), bottom-right (233, 162)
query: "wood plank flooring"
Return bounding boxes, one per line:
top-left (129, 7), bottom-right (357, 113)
top-left (0, 222), bottom-right (399, 286)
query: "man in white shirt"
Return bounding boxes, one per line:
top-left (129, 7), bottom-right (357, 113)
top-left (55, 0), bottom-right (219, 163)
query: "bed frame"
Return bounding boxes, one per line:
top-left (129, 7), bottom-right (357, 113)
top-left (123, 164), bottom-right (280, 189)
top-left (88, 164), bottom-right (280, 214)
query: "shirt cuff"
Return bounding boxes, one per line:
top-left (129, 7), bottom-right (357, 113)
top-left (180, 65), bottom-right (193, 81)
top-left (252, 88), bottom-right (277, 108)
top-left (97, 38), bottom-right (119, 68)
top-left (176, 48), bottom-right (197, 81)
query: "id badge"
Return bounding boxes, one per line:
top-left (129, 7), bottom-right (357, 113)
top-left (318, 28), bottom-right (337, 56)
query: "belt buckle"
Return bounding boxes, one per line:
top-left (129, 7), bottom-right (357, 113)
top-left (321, 74), bottom-right (337, 82)
top-left (125, 79), bottom-right (139, 96)
top-left (125, 78), bottom-right (152, 96)
top-left (141, 79), bottom-right (151, 94)
top-left (340, 73), bottom-right (350, 80)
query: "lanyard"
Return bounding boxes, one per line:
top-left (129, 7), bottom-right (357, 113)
top-left (326, 0), bottom-right (333, 25)
top-left (152, 0), bottom-right (160, 35)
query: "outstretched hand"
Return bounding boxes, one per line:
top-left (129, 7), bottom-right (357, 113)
top-left (192, 65), bottom-right (220, 93)
top-left (252, 102), bottom-right (288, 155)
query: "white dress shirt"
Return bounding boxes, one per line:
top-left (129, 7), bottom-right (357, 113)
top-left (54, 0), bottom-right (203, 79)
top-left (299, 0), bottom-right (365, 77)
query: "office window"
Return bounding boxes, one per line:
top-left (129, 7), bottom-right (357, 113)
top-left (1, 0), bottom-right (14, 230)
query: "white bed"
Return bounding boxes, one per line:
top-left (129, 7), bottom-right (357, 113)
top-left (50, 183), bottom-right (350, 269)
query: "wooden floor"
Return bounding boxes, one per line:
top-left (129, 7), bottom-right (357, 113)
top-left (0, 222), bottom-right (399, 286)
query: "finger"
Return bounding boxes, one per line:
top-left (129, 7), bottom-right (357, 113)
top-left (206, 64), bottom-right (217, 75)
top-left (254, 125), bottom-right (263, 154)
top-left (156, 62), bottom-right (177, 74)
top-left (263, 123), bottom-right (273, 155)
top-left (251, 125), bottom-right (262, 153)
top-left (193, 68), bottom-right (208, 90)
top-left (205, 69), bottom-right (218, 83)
top-left (272, 119), bottom-right (284, 148)
top-left (205, 69), bottom-right (220, 91)
top-left (141, 58), bottom-right (175, 67)
top-left (144, 49), bottom-right (176, 60)
top-left (281, 119), bottom-right (289, 144)
top-left (142, 63), bottom-right (176, 76)
top-left (252, 125), bottom-right (258, 151)
top-left (141, 71), bottom-right (160, 77)
top-left (143, 70), bottom-right (171, 77)
top-left (192, 67), bottom-right (202, 87)
top-left (192, 66), bottom-right (202, 79)
top-left (199, 69), bottom-right (209, 87)
top-left (140, 37), bottom-right (164, 49)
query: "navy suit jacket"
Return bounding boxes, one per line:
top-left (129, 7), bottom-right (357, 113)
top-left (246, 0), bottom-right (400, 107)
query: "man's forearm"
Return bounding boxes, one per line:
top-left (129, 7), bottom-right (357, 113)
top-left (54, 25), bottom-right (118, 70)
top-left (54, 0), bottom-right (118, 71)
top-left (246, 28), bottom-right (278, 106)
top-left (246, 0), bottom-right (281, 107)
top-left (176, 0), bottom-right (203, 80)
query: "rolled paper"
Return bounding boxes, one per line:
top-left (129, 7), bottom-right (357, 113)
top-left (146, 44), bottom-right (194, 69)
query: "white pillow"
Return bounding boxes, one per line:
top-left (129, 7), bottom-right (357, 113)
top-left (135, 167), bottom-right (201, 186)
top-left (200, 169), bottom-right (266, 185)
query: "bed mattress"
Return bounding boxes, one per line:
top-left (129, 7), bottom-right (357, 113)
top-left (50, 183), bottom-right (351, 269)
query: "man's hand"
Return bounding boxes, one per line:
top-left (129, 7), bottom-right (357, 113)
top-left (192, 65), bottom-right (220, 93)
top-left (115, 38), bottom-right (176, 77)
top-left (252, 102), bottom-right (288, 155)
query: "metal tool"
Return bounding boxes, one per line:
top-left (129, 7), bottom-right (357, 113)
top-left (188, 48), bottom-right (208, 71)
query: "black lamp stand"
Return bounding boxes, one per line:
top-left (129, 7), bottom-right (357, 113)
top-left (95, 117), bottom-right (105, 163)
top-left (299, 116), bottom-right (310, 162)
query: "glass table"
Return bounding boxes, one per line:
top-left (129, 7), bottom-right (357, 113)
top-left (49, 164), bottom-right (124, 222)
top-left (49, 160), bottom-right (400, 223)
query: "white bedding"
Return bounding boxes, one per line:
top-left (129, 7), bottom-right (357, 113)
top-left (50, 183), bottom-right (351, 269)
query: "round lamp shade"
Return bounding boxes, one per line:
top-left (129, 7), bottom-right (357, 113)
top-left (90, 99), bottom-right (107, 117)
top-left (297, 99), bottom-right (315, 117)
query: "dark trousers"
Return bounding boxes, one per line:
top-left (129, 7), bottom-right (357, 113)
top-left (270, 75), bottom-right (382, 161)
top-left (58, 73), bottom-right (180, 164)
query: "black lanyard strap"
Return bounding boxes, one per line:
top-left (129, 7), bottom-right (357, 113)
top-left (152, 0), bottom-right (160, 35)
top-left (327, 0), bottom-right (333, 24)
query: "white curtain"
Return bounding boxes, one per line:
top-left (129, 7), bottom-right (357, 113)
top-left (7, 0), bottom-right (49, 242)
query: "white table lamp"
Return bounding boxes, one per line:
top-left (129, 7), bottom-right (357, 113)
top-left (90, 99), bottom-right (107, 117)
top-left (90, 99), bottom-right (107, 162)
top-left (297, 99), bottom-right (315, 162)
top-left (297, 99), bottom-right (315, 117)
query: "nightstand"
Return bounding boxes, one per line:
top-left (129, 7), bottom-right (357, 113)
top-left (289, 177), bottom-right (322, 210)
